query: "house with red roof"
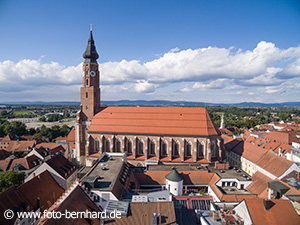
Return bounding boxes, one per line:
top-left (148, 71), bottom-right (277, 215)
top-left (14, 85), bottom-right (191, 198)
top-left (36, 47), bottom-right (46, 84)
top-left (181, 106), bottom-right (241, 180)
top-left (234, 199), bottom-right (300, 225)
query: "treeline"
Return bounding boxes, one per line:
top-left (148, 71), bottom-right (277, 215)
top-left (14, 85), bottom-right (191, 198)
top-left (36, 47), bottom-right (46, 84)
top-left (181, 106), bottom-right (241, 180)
top-left (0, 120), bottom-right (72, 142)
top-left (0, 110), bottom-right (36, 119)
top-left (206, 106), bottom-right (300, 129)
top-left (33, 124), bottom-right (71, 142)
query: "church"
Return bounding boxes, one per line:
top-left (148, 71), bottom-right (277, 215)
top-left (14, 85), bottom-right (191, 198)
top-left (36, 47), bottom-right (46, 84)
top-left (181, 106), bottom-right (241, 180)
top-left (75, 30), bottom-right (225, 166)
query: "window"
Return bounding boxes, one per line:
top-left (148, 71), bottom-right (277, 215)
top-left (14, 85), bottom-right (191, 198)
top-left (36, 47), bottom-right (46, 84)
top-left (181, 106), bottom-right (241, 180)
top-left (127, 139), bottom-right (132, 154)
top-left (173, 141), bottom-right (179, 156)
top-left (94, 138), bottom-right (100, 152)
top-left (86, 105), bottom-right (89, 111)
top-left (115, 138), bottom-right (121, 152)
top-left (86, 79), bottom-right (89, 86)
top-left (149, 140), bottom-right (155, 156)
top-left (197, 141), bottom-right (204, 158)
top-left (138, 140), bottom-right (144, 155)
top-left (185, 141), bottom-right (192, 157)
top-left (211, 140), bottom-right (216, 157)
top-left (104, 139), bottom-right (110, 152)
top-left (86, 92), bottom-right (88, 98)
top-left (161, 140), bottom-right (167, 156)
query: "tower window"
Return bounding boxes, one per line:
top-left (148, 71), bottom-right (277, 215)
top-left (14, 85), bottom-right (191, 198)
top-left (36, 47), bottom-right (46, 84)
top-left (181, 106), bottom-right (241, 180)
top-left (86, 92), bottom-right (88, 98)
top-left (86, 105), bottom-right (89, 111)
top-left (86, 79), bottom-right (89, 86)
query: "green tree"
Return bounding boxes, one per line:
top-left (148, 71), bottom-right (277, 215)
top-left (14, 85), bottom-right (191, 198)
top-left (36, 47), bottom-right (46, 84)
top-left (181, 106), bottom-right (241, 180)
top-left (0, 171), bottom-right (25, 192)
top-left (38, 116), bottom-right (46, 122)
top-left (1, 121), bottom-right (27, 136)
top-left (29, 128), bottom-right (36, 135)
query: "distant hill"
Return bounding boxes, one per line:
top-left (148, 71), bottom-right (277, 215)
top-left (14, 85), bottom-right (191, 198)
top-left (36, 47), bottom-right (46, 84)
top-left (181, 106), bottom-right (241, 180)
top-left (1, 100), bottom-right (300, 107)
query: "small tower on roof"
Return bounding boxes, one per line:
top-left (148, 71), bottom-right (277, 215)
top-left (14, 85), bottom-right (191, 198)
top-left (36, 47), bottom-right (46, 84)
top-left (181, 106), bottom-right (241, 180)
top-left (165, 168), bottom-right (183, 196)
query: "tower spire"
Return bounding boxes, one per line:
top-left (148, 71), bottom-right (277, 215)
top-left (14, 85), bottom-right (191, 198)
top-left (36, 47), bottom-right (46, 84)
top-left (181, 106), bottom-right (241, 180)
top-left (220, 113), bottom-right (225, 129)
top-left (83, 26), bottom-right (99, 63)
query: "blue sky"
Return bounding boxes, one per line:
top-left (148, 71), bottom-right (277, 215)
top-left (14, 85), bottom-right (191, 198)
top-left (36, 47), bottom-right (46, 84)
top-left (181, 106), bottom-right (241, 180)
top-left (0, 0), bottom-right (300, 103)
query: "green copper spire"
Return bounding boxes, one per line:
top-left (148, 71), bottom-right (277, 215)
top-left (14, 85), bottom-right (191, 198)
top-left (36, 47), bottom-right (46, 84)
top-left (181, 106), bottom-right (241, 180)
top-left (83, 26), bottom-right (99, 63)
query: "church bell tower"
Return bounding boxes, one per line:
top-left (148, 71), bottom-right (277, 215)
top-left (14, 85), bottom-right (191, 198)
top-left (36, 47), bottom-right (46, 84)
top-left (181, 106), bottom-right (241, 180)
top-left (75, 27), bottom-right (100, 166)
top-left (80, 27), bottom-right (101, 121)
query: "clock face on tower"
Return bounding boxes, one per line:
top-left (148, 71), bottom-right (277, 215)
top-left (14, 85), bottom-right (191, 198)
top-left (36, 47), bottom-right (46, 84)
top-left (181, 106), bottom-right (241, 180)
top-left (90, 71), bottom-right (96, 77)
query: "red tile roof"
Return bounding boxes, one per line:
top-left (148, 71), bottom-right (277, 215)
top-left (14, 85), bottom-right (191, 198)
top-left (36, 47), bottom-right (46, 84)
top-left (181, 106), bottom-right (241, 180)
top-left (9, 155), bottom-right (41, 170)
top-left (66, 128), bottom-right (75, 148)
top-left (0, 171), bottom-right (64, 224)
top-left (256, 152), bottom-right (293, 177)
top-left (264, 131), bottom-right (290, 144)
top-left (18, 170), bottom-right (64, 210)
top-left (244, 199), bottom-right (300, 225)
top-left (134, 170), bottom-right (214, 186)
top-left (104, 202), bottom-right (177, 225)
top-left (36, 142), bottom-right (61, 150)
top-left (66, 128), bottom-right (75, 142)
top-left (0, 149), bottom-right (9, 160)
top-left (46, 154), bottom-right (76, 179)
top-left (5, 140), bottom-right (35, 152)
top-left (40, 185), bottom-right (101, 225)
top-left (246, 171), bottom-right (273, 196)
top-left (0, 186), bottom-right (31, 223)
top-left (89, 107), bottom-right (221, 136)
top-left (242, 142), bottom-right (268, 164)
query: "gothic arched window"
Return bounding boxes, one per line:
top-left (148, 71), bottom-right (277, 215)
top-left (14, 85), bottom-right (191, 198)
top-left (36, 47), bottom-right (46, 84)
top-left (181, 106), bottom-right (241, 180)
top-left (149, 140), bottom-right (155, 156)
top-left (161, 140), bottom-right (167, 157)
top-left (115, 138), bottom-right (121, 152)
top-left (173, 141), bottom-right (179, 157)
top-left (126, 139), bottom-right (132, 155)
top-left (138, 140), bottom-right (144, 155)
top-left (185, 141), bottom-right (192, 157)
top-left (94, 138), bottom-right (100, 152)
top-left (104, 139), bottom-right (110, 152)
top-left (197, 141), bottom-right (204, 158)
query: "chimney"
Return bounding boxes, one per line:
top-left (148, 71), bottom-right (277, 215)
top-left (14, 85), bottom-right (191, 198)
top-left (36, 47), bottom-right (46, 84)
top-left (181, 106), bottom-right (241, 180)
top-left (278, 147), bottom-right (282, 156)
top-left (152, 213), bottom-right (158, 225)
top-left (263, 199), bottom-right (270, 211)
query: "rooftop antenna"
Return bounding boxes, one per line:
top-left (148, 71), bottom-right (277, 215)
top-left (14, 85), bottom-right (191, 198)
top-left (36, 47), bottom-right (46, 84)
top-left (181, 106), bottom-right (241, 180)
top-left (90, 24), bottom-right (92, 31)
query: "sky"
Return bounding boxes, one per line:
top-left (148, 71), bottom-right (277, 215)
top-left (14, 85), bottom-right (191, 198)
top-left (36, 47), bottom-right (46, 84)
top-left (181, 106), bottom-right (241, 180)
top-left (0, 0), bottom-right (300, 104)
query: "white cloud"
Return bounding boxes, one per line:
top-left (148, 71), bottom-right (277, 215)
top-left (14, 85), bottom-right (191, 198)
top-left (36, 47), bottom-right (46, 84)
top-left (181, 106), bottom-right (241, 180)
top-left (134, 80), bottom-right (157, 93)
top-left (169, 47), bottom-right (180, 53)
top-left (179, 86), bottom-right (192, 92)
top-left (261, 86), bottom-right (284, 94)
top-left (193, 79), bottom-right (229, 89)
top-left (1, 41), bottom-right (300, 102)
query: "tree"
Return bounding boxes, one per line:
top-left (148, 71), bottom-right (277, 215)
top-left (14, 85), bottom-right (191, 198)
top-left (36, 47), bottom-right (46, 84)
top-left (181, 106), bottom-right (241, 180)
top-left (38, 116), bottom-right (46, 122)
top-left (29, 128), bottom-right (36, 135)
top-left (1, 121), bottom-right (27, 136)
top-left (0, 171), bottom-right (25, 192)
